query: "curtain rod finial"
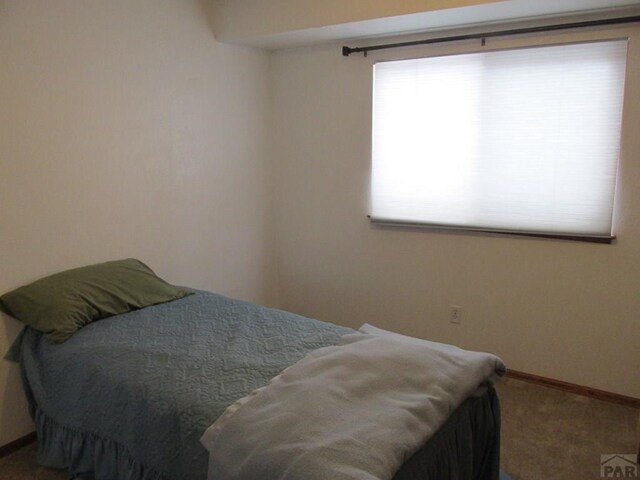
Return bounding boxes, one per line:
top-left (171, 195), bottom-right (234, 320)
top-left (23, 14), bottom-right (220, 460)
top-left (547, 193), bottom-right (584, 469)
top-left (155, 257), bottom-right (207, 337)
top-left (342, 46), bottom-right (352, 56)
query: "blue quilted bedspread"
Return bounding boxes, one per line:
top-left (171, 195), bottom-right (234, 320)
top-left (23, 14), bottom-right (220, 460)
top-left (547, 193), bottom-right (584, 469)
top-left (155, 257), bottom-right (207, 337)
top-left (19, 291), bottom-right (353, 480)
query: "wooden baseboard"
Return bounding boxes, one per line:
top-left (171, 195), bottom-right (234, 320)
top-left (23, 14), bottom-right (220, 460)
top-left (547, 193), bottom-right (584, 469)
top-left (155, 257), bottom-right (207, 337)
top-left (0, 432), bottom-right (36, 459)
top-left (506, 370), bottom-right (640, 409)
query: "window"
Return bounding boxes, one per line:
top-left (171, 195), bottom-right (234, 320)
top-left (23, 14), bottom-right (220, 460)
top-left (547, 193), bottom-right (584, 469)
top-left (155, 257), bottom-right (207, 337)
top-left (370, 40), bottom-right (628, 241)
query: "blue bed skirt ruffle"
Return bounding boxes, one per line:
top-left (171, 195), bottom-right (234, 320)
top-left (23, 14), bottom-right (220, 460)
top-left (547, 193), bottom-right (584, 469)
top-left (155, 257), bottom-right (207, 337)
top-left (32, 405), bottom-right (164, 480)
top-left (31, 387), bottom-right (501, 480)
top-left (393, 386), bottom-right (501, 480)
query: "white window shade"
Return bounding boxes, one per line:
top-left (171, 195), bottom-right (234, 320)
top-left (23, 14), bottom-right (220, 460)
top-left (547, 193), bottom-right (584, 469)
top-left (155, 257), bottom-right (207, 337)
top-left (371, 40), bottom-right (628, 239)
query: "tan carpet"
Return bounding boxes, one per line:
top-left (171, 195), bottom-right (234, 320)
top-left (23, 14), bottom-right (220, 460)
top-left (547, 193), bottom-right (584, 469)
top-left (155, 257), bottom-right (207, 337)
top-left (0, 377), bottom-right (637, 479)
top-left (497, 377), bottom-right (638, 480)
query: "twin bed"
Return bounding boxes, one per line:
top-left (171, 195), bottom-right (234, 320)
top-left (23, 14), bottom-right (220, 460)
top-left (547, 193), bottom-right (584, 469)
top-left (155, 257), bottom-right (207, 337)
top-left (3, 260), bottom-right (504, 480)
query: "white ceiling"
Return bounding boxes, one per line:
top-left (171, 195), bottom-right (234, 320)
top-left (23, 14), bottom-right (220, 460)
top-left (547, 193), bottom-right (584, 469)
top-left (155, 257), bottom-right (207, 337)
top-left (231, 0), bottom-right (640, 49)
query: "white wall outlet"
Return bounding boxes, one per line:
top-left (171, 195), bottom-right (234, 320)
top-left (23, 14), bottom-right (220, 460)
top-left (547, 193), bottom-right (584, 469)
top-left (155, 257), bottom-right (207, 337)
top-left (450, 305), bottom-right (462, 324)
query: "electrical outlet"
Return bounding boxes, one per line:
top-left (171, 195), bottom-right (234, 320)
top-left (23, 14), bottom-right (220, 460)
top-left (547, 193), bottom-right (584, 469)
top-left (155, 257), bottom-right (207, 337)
top-left (450, 305), bottom-right (462, 324)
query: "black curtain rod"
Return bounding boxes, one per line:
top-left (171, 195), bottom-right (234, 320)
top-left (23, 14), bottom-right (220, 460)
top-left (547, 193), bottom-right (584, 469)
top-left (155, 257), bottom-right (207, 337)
top-left (342, 15), bottom-right (640, 57)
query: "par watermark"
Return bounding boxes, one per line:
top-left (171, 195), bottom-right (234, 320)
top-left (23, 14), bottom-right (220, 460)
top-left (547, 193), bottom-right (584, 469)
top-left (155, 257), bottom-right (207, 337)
top-left (601, 454), bottom-right (639, 478)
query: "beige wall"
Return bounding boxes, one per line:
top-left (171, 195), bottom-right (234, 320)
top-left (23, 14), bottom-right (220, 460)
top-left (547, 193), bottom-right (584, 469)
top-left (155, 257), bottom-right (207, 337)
top-left (0, 0), bottom-right (275, 445)
top-left (270, 24), bottom-right (640, 399)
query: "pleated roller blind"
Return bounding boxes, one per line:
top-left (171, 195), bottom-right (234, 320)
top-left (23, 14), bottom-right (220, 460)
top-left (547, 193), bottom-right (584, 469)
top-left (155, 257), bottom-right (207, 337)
top-left (371, 40), bottom-right (628, 239)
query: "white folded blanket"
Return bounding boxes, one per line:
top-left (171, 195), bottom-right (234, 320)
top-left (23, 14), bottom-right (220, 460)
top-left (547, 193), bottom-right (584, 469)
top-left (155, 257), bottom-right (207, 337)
top-left (201, 324), bottom-right (505, 480)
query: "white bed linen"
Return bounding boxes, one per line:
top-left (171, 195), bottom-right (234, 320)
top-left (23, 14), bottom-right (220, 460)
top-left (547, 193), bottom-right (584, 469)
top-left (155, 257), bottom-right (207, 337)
top-left (201, 324), bottom-right (505, 480)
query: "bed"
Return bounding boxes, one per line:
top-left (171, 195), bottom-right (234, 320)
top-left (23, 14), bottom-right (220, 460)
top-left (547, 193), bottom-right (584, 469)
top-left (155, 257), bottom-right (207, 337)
top-left (4, 261), bottom-right (502, 480)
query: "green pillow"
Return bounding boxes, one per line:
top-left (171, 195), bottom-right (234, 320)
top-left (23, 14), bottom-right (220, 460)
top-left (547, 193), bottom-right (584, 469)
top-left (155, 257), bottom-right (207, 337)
top-left (0, 259), bottom-right (192, 343)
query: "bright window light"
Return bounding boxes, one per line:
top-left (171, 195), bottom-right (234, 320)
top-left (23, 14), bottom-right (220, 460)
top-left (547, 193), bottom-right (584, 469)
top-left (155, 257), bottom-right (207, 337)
top-left (371, 40), bottom-right (628, 240)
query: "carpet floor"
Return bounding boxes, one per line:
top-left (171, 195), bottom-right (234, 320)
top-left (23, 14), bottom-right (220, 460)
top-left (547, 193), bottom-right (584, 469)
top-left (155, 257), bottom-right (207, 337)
top-left (497, 377), bottom-right (637, 480)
